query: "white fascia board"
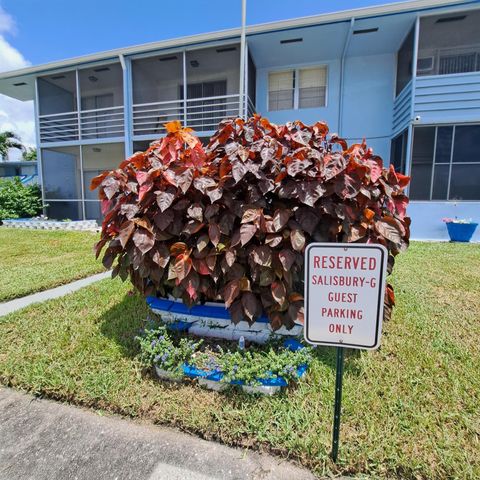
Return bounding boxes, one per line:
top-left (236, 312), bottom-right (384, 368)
top-left (0, 0), bottom-right (474, 85)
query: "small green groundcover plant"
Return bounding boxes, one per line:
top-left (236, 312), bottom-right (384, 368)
top-left (136, 324), bottom-right (312, 386)
top-left (0, 177), bottom-right (43, 221)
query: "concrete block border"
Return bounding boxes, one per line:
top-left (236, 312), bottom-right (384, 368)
top-left (3, 218), bottom-right (99, 232)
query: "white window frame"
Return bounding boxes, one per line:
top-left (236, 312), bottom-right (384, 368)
top-left (267, 65), bottom-right (328, 112)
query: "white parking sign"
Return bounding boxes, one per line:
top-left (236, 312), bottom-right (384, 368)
top-left (304, 243), bottom-right (388, 350)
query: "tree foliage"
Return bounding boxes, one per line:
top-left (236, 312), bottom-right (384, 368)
top-left (22, 147), bottom-right (37, 162)
top-left (93, 117), bottom-right (410, 329)
top-left (0, 131), bottom-right (23, 161)
top-left (0, 178), bottom-right (43, 221)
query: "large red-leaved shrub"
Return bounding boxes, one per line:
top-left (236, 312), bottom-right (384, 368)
top-left (92, 116), bottom-right (410, 329)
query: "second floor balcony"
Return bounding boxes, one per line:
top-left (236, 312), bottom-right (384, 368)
top-left (38, 44), bottom-right (256, 144)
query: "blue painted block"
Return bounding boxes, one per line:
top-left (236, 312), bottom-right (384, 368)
top-left (146, 296), bottom-right (173, 312)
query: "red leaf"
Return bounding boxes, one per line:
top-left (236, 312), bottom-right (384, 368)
top-left (177, 168), bottom-right (193, 194)
top-left (272, 209), bottom-right (291, 232)
top-left (224, 279), bottom-right (240, 308)
top-left (170, 242), bottom-right (187, 256)
top-left (367, 157), bottom-right (383, 183)
top-left (187, 203), bottom-right (203, 222)
top-left (209, 223), bottom-right (221, 247)
top-left (271, 281), bottom-right (286, 305)
top-left (278, 249), bottom-right (296, 271)
top-left (118, 220), bottom-right (135, 248)
top-left (241, 292), bottom-right (260, 322)
top-left (251, 246), bottom-right (272, 267)
top-left (240, 224), bottom-right (257, 246)
top-left (90, 171), bottom-right (109, 191)
top-left (290, 229), bottom-right (306, 252)
top-left (132, 228), bottom-right (154, 254)
top-left (156, 189), bottom-right (175, 212)
top-left (136, 171), bottom-right (150, 186)
top-left (173, 253), bottom-right (192, 282)
top-left (103, 177), bottom-right (119, 199)
top-left (241, 208), bottom-right (262, 224)
top-left (232, 161), bottom-right (247, 183)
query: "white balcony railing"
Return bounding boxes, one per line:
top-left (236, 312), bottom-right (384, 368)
top-left (39, 106), bottom-right (124, 143)
top-left (38, 95), bottom-right (255, 143)
top-left (132, 94), bottom-right (255, 136)
top-left (39, 111), bottom-right (79, 143)
top-left (80, 106), bottom-right (124, 139)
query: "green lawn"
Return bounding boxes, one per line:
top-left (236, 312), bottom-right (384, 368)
top-left (0, 228), bottom-right (104, 302)
top-left (0, 242), bottom-right (479, 479)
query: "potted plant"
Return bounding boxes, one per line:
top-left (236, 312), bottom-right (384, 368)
top-left (443, 217), bottom-right (478, 242)
top-left (91, 116), bottom-right (410, 331)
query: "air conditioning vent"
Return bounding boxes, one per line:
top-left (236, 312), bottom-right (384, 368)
top-left (353, 27), bottom-right (378, 35)
top-left (417, 56), bottom-right (435, 73)
top-left (280, 38), bottom-right (303, 44)
top-left (436, 15), bottom-right (466, 23)
top-left (216, 47), bottom-right (236, 53)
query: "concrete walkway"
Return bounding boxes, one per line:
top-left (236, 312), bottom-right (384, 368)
top-left (0, 388), bottom-right (316, 480)
top-left (0, 271), bottom-right (110, 317)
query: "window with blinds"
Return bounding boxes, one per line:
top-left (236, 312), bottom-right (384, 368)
top-left (268, 66), bottom-right (327, 111)
top-left (299, 67), bottom-right (327, 108)
top-left (268, 71), bottom-right (294, 111)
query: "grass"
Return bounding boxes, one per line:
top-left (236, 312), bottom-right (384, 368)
top-left (0, 241), bottom-right (479, 479)
top-left (0, 228), bottom-right (103, 302)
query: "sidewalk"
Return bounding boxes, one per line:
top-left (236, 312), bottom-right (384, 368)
top-left (0, 388), bottom-right (316, 480)
top-left (0, 271), bottom-right (110, 317)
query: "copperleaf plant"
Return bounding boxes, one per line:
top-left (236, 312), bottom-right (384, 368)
top-left (92, 117), bottom-right (410, 330)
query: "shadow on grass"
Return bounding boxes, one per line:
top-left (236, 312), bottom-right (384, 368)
top-left (99, 291), bottom-right (149, 358)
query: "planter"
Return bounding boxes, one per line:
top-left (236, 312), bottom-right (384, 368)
top-left (152, 337), bottom-right (309, 395)
top-left (445, 222), bottom-right (478, 242)
top-left (146, 296), bottom-right (303, 344)
top-left (154, 366), bottom-right (182, 383)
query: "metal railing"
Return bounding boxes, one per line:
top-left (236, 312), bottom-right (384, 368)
top-left (132, 94), bottom-right (255, 136)
top-left (417, 44), bottom-right (480, 76)
top-left (39, 106), bottom-right (124, 143)
top-left (38, 94), bottom-right (256, 143)
top-left (80, 106), bottom-right (124, 139)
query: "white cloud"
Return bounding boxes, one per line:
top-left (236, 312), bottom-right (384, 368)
top-left (0, 6), bottom-right (34, 160)
top-left (0, 5), bottom-right (15, 34)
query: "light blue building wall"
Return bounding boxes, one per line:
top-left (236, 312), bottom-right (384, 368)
top-left (341, 53), bottom-right (396, 161)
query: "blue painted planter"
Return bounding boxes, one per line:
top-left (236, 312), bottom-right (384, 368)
top-left (181, 337), bottom-right (308, 387)
top-left (153, 322), bottom-right (309, 393)
top-left (446, 222), bottom-right (478, 242)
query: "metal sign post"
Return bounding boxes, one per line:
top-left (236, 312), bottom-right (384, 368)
top-left (303, 243), bottom-right (388, 462)
top-left (331, 347), bottom-right (344, 462)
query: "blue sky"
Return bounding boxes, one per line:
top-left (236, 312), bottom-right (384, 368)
top-left (2, 0), bottom-right (408, 64)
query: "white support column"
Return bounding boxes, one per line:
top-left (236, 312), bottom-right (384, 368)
top-left (120, 54), bottom-right (133, 157)
top-left (404, 16), bottom-right (420, 183)
top-left (244, 42), bottom-right (249, 118)
top-left (238, 0), bottom-right (247, 118)
top-left (34, 77), bottom-right (46, 215)
top-left (183, 50), bottom-right (188, 127)
top-left (75, 69), bottom-right (86, 220)
top-left (338, 18), bottom-right (355, 135)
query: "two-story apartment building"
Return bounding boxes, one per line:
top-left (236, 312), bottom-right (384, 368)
top-left (0, 0), bottom-right (479, 240)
